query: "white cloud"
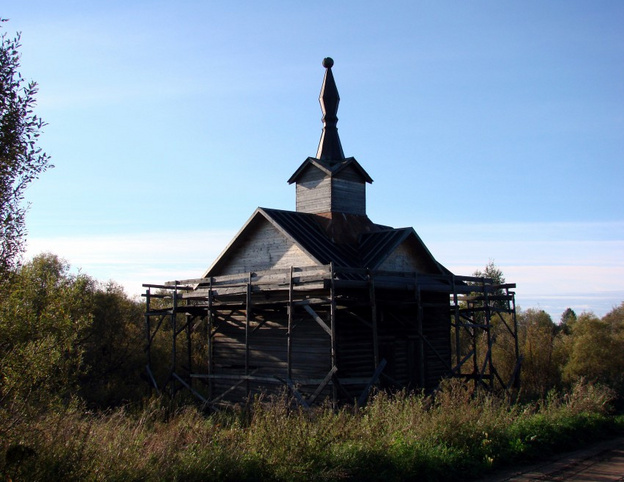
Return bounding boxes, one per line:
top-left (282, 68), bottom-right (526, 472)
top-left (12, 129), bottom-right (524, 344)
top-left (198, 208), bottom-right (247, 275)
top-left (24, 222), bottom-right (624, 318)
top-left (422, 221), bottom-right (624, 318)
top-left (25, 230), bottom-right (236, 298)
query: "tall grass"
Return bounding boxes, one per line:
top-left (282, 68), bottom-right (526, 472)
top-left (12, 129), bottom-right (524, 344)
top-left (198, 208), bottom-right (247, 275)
top-left (1, 379), bottom-right (622, 481)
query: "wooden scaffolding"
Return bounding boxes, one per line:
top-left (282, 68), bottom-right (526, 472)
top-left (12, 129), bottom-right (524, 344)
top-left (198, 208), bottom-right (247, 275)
top-left (143, 264), bottom-right (519, 407)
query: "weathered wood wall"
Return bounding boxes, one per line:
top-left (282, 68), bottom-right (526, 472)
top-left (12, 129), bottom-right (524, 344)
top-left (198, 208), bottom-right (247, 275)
top-left (331, 166), bottom-right (366, 215)
top-left (205, 286), bottom-right (450, 403)
top-left (378, 240), bottom-right (442, 274)
top-left (215, 221), bottom-right (318, 275)
top-left (295, 165), bottom-right (366, 215)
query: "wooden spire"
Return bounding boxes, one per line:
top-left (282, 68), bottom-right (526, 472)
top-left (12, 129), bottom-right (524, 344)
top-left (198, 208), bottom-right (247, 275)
top-left (316, 57), bottom-right (345, 161)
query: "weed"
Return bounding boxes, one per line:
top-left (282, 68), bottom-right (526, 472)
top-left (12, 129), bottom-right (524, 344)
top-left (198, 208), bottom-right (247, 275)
top-left (1, 380), bottom-right (621, 481)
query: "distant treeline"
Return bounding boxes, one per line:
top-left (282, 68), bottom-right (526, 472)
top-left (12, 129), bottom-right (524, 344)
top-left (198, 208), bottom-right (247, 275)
top-left (1, 253), bottom-right (624, 415)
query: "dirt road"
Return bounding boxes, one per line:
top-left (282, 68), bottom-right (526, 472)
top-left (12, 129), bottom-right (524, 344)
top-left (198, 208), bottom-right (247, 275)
top-left (483, 436), bottom-right (624, 481)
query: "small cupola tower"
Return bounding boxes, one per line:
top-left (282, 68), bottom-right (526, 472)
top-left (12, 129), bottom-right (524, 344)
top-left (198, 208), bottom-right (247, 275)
top-left (288, 58), bottom-right (373, 216)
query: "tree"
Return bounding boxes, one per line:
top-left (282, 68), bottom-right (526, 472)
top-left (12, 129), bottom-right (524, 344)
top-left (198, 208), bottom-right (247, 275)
top-left (516, 308), bottom-right (559, 397)
top-left (558, 308), bottom-right (577, 335)
top-left (79, 281), bottom-right (146, 407)
top-left (473, 260), bottom-right (505, 286)
top-left (0, 20), bottom-right (52, 279)
top-left (602, 302), bottom-right (624, 331)
top-left (0, 254), bottom-right (93, 418)
top-left (0, 253), bottom-right (149, 417)
top-left (472, 260), bottom-right (508, 311)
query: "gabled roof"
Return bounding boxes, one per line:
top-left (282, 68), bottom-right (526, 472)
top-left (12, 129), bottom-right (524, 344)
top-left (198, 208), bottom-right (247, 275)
top-left (287, 156), bottom-right (373, 184)
top-left (203, 207), bottom-right (360, 277)
top-left (359, 228), bottom-right (414, 268)
top-left (199, 57), bottom-right (451, 283)
top-left (360, 228), bottom-right (450, 275)
top-left (260, 208), bottom-right (359, 267)
top-left (204, 206), bottom-right (449, 278)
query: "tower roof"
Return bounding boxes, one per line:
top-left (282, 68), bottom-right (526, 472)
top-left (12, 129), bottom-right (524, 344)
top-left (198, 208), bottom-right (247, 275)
top-left (316, 57), bottom-right (345, 162)
top-left (288, 58), bottom-right (373, 186)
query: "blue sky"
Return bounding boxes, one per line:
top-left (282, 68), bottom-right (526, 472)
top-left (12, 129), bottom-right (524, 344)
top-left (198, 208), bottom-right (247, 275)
top-left (5, 1), bottom-right (623, 319)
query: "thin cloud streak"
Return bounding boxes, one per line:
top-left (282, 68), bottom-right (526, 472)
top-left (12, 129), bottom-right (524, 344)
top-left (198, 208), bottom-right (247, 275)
top-left (25, 230), bottom-right (235, 295)
top-left (24, 222), bottom-right (624, 319)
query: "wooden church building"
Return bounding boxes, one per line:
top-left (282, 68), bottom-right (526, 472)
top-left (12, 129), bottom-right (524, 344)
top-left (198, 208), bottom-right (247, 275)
top-left (143, 58), bottom-right (519, 407)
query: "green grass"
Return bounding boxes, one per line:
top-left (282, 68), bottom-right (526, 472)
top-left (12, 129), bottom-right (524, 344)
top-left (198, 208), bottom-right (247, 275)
top-left (2, 380), bottom-right (623, 481)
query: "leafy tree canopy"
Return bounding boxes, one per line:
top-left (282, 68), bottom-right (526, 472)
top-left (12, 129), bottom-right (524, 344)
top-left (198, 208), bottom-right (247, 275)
top-left (0, 19), bottom-right (52, 280)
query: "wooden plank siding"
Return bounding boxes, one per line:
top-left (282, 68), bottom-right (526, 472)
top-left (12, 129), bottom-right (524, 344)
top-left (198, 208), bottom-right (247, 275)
top-left (335, 308), bottom-right (376, 399)
top-left (295, 164), bottom-right (366, 215)
top-left (378, 240), bottom-right (443, 274)
top-left (214, 221), bottom-right (319, 275)
top-left (296, 167), bottom-right (332, 213)
top-left (331, 177), bottom-right (365, 215)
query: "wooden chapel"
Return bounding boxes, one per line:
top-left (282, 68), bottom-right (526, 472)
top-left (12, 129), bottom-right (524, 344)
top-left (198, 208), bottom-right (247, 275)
top-left (143, 58), bottom-right (519, 407)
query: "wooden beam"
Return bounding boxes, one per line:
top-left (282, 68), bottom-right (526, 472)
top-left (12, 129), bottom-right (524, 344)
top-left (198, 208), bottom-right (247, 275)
top-left (302, 304), bottom-right (332, 336)
top-left (173, 373), bottom-right (208, 404)
top-left (208, 369), bottom-right (260, 405)
top-left (330, 262), bottom-right (338, 406)
top-left (451, 349), bottom-right (476, 375)
top-left (308, 365), bottom-right (338, 405)
top-left (245, 272), bottom-right (251, 396)
top-left (415, 283), bottom-right (425, 387)
top-left (357, 359), bottom-right (387, 407)
top-left (343, 310), bottom-right (373, 329)
top-left (287, 266), bottom-right (293, 380)
top-left (145, 364), bottom-right (159, 393)
top-left (452, 276), bottom-right (461, 369)
top-left (275, 376), bottom-right (310, 409)
top-left (368, 270), bottom-right (379, 367)
top-left (207, 280), bottom-right (214, 397)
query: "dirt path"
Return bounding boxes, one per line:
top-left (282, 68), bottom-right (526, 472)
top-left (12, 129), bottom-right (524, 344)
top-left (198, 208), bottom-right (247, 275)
top-left (482, 436), bottom-right (624, 481)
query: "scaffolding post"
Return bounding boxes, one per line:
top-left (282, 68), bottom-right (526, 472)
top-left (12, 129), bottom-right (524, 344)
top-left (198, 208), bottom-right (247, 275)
top-left (330, 262), bottom-right (338, 407)
top-left (287, 266), bottom-right (294, 380)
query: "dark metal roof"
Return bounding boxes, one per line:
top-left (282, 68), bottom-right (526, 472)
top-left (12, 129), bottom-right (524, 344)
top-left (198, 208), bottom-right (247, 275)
top-left (262, 209), bottom-right (447, 274)
top-left (260, 208), bottom-right (360, 267)
top-left (359, 228), bottom-right (413, 269)
top-left (205, 206), bottom-right (449, 278)
top-left (287, 156), bottom-right (373, 185)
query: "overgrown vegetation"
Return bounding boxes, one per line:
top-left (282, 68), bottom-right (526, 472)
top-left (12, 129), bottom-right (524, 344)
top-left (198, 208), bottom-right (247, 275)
top-left (1, 379), bottom-right (622, 481)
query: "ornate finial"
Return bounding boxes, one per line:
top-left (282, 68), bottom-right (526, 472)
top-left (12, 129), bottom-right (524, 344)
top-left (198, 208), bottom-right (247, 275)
top-left (316, 57), bottom-right (345, 161)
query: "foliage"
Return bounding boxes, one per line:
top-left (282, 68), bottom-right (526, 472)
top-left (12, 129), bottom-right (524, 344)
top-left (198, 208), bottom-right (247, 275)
top-left (473, 260), bottom-right (507, 305)
top-left (561, 308), bottom-right (624, 392)
top-left (0, 254), bottom-right (93, 419)
top-left (517, 309), bottom-right (559, 397)
top-left (473, 260), bottom-right (505, 286)
top-left (78, 281), bottom-right (146, 407)
top-left (559, 308), bottom-right (577, 335)
top-left (1, 379), bottom-right (620, 481)
top-left (0, 254), bottom-right (147, 426)
top-left (0, 20), bottom-right (52, 279)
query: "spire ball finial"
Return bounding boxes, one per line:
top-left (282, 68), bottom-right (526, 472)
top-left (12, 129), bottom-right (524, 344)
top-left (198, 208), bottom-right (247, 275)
top-left (322, 57), bottom-right (334, 69)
